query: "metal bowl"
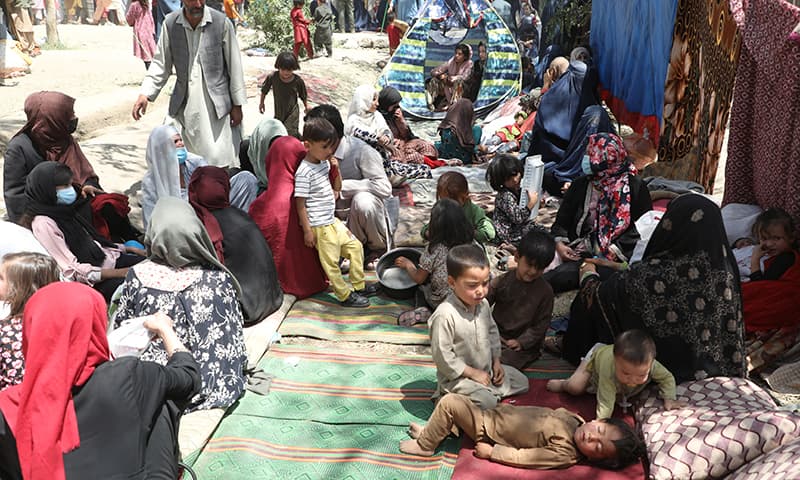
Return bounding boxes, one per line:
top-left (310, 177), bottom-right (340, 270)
top-left (376, 247), bottom-right (423, 299)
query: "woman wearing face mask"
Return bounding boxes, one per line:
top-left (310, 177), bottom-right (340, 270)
top-left (3, 92), bottom-right (100, 224)
top-left (3, 91), bottom-right (142, 244)
top-left (543, 133), bottom-right (652, 294)
top-left (20, 162), bottom-right (146, 302)
top-left (140, 125), bottom-right (259, 230)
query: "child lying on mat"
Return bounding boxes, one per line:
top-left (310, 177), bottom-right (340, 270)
top-left (546, 330), bottom-right (683, 419)
top-left (400, 393), bottom-right (645, 469)
top-left (429, 244), bottom-right (529, 409)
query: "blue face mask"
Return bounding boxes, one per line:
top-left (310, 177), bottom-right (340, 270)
top-left (56, 187), bottom-right (77, 205)
top-left (176, 147), bottom-right (188, 165)
top-left (581, 155), bottom-right (593, 175)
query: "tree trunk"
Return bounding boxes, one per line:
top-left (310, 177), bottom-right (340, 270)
top-left (45, 0), bottom-right (59, 45)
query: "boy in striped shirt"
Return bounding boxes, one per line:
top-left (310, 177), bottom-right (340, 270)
top-left (295, 117), bottom-right (380, 307)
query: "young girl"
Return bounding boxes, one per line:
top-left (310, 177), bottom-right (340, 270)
top-left (291, 0), bottom-right (314, 60)
top-left (394, 198), bottom-right (474, 326)
top-left (259, 51), bottom-right (309, 138)
top-left (125, 0), bottom-right (156, 70)
top-left (0, 252), bottom-right (61, 390)
top-left (435, 98), bottom-right (483, 165)
top-left (486, 154), bottom-right (542, 248)
top-left (743, 208), bottom-right (800, 332)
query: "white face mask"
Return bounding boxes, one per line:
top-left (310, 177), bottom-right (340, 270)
top-left (581, 155), bottom-right (593, 175)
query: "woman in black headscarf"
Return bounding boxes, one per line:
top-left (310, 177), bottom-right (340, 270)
top-left (377, 86), bottom-right (440, 166)
top-left (21, 162), bottom-right (145, 302)
top-left (562, 194), bottom-right (745, 383)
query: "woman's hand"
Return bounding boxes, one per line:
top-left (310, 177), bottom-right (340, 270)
top-left (143, 311), bottom-right (174, 336)
top-left (81, 185), bottom-right (104, 198)
top-left (526, 190), bottom-right (539, 210)
top-left (584, 257), bottom-right (625, 270)
top-left (556, 241), bottom-right (580, 262)
top-left (125, 245), bottom-right (147, 257)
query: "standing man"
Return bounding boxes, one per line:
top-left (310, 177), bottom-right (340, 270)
top-left (131, 0), bottom-right (245, 168)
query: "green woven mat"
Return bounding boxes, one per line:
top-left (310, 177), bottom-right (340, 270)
top-left (230, 344), bottom-right (438, 425)
top-left (188, 417), bottom-right (459, 480)
top-left (278, 292), bottom-right (430, 345)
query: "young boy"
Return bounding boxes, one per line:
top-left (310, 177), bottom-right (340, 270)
top-left (486, 230), bottom-right (555, 370)
top-left (428, 244), bottom-right (529, 409)
top-left (295, 117), bottom-right (379, 308)
top-left (400, 393), bottom-right (645, 470)
top-left (547, 330), bottom-right (683, 419)
top-left (421, 171), bottom-right (496, 244)
top-left (259, 51), bottom-right (309, 138)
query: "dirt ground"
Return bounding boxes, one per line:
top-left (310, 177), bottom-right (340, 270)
top-left (0, 23), bottom-right (391, 220)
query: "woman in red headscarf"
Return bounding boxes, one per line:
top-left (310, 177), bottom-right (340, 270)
top-left (248, 136), bottom-right (329, 298)
top-left (0, 282), bottom-right (200, 480)
top-left (189, 166), bottom-right (284, 325)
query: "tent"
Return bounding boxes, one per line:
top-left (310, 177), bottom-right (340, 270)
top-left (378, 0), bottom-right (521, 120)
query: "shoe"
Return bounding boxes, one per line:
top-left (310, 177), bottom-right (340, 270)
top-left (341, 291), bottom-right (370, 308)
top-left (355, 282), bottom-right (380, 297)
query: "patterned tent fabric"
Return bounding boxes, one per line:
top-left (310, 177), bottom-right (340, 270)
top-left (378, 0), bottom-right (521, 119)
top-left (635, 377), bottom-right (800, 480)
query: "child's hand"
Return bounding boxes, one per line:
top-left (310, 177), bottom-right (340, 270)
top-left (473, 442), bottom-right (493, 459)
top-left (526, 190), bottom-right (539, 210)
top-left (751, 244), bottom-right (764, 272)
top-left (663, 398), bottom-right (687, 410)
top-left (394, 256), bottom-right (414, 270)
top-left (303, 228), bottom-right (316, 248)
top-left (556, 242), bottom-right (580, 262)
top-left (259, 101), bottom-right (265, 114)
top-left (464, 366), bottom-right (491, 386)
top-left (491, 359), bottom-right (505, 386)
top-left (502, 338), bottom-right (522, 351)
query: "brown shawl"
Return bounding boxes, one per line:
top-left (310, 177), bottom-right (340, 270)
top-left (437, 98), bottom-right (476, 149)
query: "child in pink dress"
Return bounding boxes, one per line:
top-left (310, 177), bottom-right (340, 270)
top-left (291, 0), bottom-right (314, 59)
top-left (125, 0), bottom-right (157, 70)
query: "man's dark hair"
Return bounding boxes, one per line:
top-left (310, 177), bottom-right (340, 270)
top-left (517, 230), bottom-right (556, 270)
top-left (305, 104), bottom-right (345, 139)
top-left (302, 117), bottom-right (338, 144)
top-left (613, 329), bottom-right (657, 365)
top-left (446, 243), bottom-right (488, 279)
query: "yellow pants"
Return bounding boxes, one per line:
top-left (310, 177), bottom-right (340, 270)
top-left (312, 219), bottom-right (365, 301)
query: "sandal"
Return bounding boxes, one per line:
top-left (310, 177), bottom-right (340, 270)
top-left (398, 307), bottom-right (431, 327)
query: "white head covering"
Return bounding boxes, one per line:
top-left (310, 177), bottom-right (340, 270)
top-left (344, 84), bottom-right (392, 138)
top-left (141, 125), bottom-right (207, 229)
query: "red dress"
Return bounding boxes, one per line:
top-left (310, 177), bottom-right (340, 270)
top-left (248, 136), bottom-right (328, 298)
top-left (291, 7), bottom-right (313, 58)
top-left (743, 250), bottom-right (800, 332)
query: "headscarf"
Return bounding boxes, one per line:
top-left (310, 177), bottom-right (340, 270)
top-left (377, 86), bottom-right (415, 141)
top-left (586, 132), bottom-right (636, 259)
top-left (247, 118), bottom-right (288, 189)
top-left (624, 194), bottom-right (744, 381)
top-left (0, 283), bottom-right (111, 480)
top-left (188, 166), bottom-right (231, 263)
top-left (248, 136), bottom-right (329, 298)
top-left (24, 161), bottom-right (114, 266)
top-left (437, 98), bottom-right (475, 150)
top-left (569, 47), bottom-right (591, 63)
top-left (17, 91), bottom-right (99, 187)
top-left (542, 56), bottom-right (569, 90)
top-left (345, 84), bottom-right (392, 138)
top-left (146, 197), bottom-right (241, 295)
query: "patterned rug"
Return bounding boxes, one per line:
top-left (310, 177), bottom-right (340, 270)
top-left (185, 344), bottom-right (459, 480)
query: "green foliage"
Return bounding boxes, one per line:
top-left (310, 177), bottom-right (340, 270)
top-left (542, 0), bottom-right (592, 52)
top-left (247, 0), bottom-right (307, 55)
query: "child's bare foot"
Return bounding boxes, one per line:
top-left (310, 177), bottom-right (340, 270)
top-left (399, 439), bottom-right (434, 456)
top-left (408, 422), bottom-right (424, 439)
top-left (546, 379), bottom-right (565, 392)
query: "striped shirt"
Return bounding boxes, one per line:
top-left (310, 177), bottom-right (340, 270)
top-left (294, 158), bottom-right (335, 227)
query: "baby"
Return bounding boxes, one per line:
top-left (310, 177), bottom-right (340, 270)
top-left (547, 330), bottom-right (683, 419)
